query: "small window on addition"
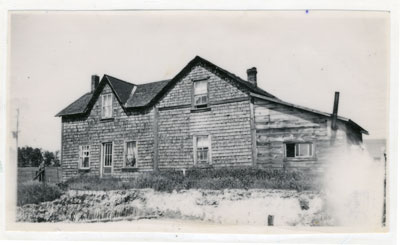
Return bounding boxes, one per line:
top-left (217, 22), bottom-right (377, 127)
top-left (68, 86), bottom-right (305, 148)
top-left (193, 80), bottom-right (208, 108)
top-left (125, 141), bottom-right (138, 168)
top-left (285, 143), bottom-right (313, 158)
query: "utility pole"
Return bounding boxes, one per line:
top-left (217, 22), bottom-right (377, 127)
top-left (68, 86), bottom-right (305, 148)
top-left (382, 150), bottom-right (387, 227)
top-left (12, 108), bottom-right (20, 158)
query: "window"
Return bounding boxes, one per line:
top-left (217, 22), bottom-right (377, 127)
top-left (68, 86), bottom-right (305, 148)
top-left (125, 141), bottom-right (138, 167)
top-left (79, 145), bottom-right (90, 169)
top-left (102, 142), bottom-right (113, 174)
top-left (101, 94), bottom-right (113, 118)
top-left (193, 80), bottom-right (208, 107)
top-left (195, 135), bottom-right (211, 164)
top-left (285, 143), bottom-right (313, 158)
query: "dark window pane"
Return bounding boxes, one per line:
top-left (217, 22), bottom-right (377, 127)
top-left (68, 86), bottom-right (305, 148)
top-left (286, 143), bottom-right (295, 157)
top-left (83, 157), bottom-right (89, 168)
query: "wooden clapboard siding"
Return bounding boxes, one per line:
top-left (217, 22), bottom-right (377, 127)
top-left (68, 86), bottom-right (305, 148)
top-left (253, 98), bottom-right (349, 169)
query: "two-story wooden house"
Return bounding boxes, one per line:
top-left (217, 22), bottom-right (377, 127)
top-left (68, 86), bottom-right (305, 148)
top-left (56, 56), bottom-right (368, 180)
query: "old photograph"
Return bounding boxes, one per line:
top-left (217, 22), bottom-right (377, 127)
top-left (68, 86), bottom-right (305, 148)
top-left (5, 10), bottom-right (390, 236)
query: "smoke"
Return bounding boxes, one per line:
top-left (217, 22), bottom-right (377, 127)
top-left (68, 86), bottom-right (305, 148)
top-left (322, 145), bottom-right (385, 227)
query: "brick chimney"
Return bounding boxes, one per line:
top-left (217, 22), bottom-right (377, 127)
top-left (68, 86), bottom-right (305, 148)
top-left (91, 75), bottom-right (99, 93)
top-left (247, 67), bottom-right (257, 86)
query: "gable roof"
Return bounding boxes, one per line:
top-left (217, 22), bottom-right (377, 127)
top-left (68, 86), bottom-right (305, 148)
top-left (55, 55), bottom-right (367, 135)
top-left (56, 75), bottom-right (136, 117)
top-left (56, 55), bottom-right (278, 116)
top-left (190, 56), bottom-right (277, 99)
top-left (105, 75), bottom-right (136, 104)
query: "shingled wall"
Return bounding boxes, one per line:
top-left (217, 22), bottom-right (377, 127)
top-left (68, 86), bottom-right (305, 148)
top-left (156, 65), bottom-right (253, 169)
top-left (61, 63), bottom-right (363, 180)
top-left (61, 84), bottom-right (155, 181)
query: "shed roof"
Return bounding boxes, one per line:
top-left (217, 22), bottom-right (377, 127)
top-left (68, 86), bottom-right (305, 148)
top-left (250, 93), bottom-right (369, 135)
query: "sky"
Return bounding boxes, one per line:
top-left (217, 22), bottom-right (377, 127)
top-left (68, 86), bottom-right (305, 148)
top-left (9, 11), bottom-right (390, 151)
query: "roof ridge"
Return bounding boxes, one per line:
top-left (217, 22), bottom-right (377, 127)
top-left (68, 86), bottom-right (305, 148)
top-left (193, 56), bottom-right (278, 99)
top-left (136, 79), bottom-right (171, 86)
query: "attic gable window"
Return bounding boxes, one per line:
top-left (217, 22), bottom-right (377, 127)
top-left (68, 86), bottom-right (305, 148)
top-left (193, 80), bottom-right (208, 108)
top-left (101, 94), bottom-right (113, 118)
top-left (285, 143), bottom-right (313, 158)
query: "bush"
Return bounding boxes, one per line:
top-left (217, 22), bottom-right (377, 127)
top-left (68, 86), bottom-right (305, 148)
top-left (184, 167), bottom-right (316, 191)
top-left (61, 167), bottom-right (318, 192)
top-left (17, 181), bottom-right (63, 206)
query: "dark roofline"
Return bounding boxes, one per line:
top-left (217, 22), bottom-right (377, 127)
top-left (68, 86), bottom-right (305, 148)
top-left (104, 74), bottom-right (136, 86)
top-left (56, 75), bottom-right (135, 117)
top-left (250, 92), bottom-right (368, 135)
top-left (57, 56), bottom-right (279, 115)
top-left (56, 56), bottom-right (368, 135)
top-left (84, 75), bottom-right (134, 115)
top-left (103, 74), bottom-right (135, 104)
top-left (196, 56), bottom-right (277, 99)
top-left (143, 55), bottom-right (277, 108)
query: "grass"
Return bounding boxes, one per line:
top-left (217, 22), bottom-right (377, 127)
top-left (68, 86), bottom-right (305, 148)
top-left (17, 181), bottom-right (63, 206)
top-left (62, 167), bottom-right (318, 192)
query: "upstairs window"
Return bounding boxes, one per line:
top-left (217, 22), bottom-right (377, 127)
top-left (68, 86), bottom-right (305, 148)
top-left (195, 135), bottom-right (211, 164)
top-left (285, 143), bottom-right (313, 158)
top-left (125, 141), bottom-right (138, 168)
top-left (193, 80), bottom-right (208, 108)
top-left (101, 94), bottom-right (113, 118)
top-left (79, 145), bottom-right (90, 169)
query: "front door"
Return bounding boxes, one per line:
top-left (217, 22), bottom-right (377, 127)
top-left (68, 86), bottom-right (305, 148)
top-left (102, 142), bottom-right (113, 175)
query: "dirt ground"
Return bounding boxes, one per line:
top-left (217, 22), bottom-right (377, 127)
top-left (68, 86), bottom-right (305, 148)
top-left (17, 188), bottom-right (330, 226)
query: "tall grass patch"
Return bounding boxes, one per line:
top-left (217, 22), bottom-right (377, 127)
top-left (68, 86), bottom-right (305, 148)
top-left (63, 168), bottom-right (318, 192)
top-left (17, 181), bottom-right (63, 206)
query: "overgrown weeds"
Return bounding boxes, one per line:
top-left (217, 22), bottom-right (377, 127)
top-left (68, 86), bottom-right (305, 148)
top-left (62, 167), bottom-right (318, 192)
top-left (17, 181), bottom-right (63, 206)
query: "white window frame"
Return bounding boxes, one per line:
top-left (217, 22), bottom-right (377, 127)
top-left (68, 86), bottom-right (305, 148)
top-left (193, 135), bottom-right (212, 165)
top-left (101, 93), bottom-right (113, 118)
top-left (79, 145), bottom-right (90, 169)
top-left (284, 142), bottom-right (314, 159)
top-left (124, 140), bottom-right (138, 168)
top-left (193, 80), bottom-right (209, 108)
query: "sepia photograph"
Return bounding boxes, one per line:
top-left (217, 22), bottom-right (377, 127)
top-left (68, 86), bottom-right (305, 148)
top-left (2, 7), bottom-right (395, 242)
